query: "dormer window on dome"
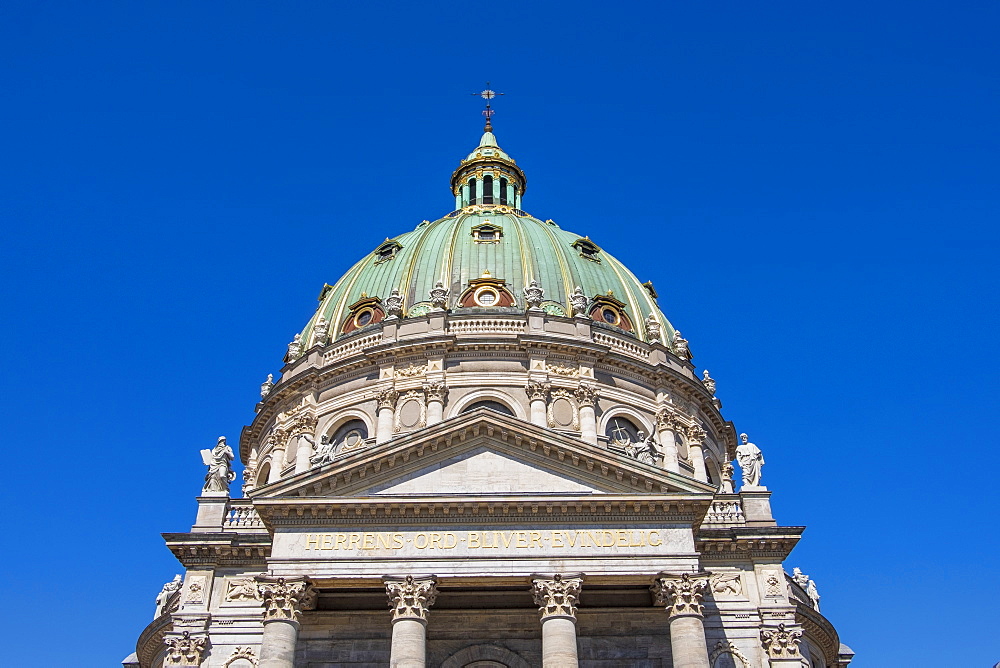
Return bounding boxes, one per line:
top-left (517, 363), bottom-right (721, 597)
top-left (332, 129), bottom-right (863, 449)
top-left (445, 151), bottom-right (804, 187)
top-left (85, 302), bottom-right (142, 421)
top-left (572, 238), bottom-right (602, 263)
top-left (341, 295), bottom-right (386, 335)
top-left (471, 222), bottom-right (503, 244)
top-left (374, 240), bottom-right (402, 264)
top-left (457, 271), bottom-right (516, 308)
top-left (589, 292), bottom-right (633, 332)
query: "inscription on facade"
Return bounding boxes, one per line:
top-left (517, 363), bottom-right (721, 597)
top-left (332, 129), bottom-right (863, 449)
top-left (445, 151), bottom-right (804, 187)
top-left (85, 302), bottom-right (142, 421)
top-left (300, 528), bottom-right (665, 552)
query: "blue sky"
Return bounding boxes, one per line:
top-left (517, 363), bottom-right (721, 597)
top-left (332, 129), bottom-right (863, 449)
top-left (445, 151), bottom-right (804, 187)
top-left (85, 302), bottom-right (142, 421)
top-left (2, 2), bottom-right (997, 665)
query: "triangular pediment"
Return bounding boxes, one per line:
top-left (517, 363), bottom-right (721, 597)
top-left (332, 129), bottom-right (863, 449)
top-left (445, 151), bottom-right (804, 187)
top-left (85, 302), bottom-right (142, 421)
top-left (254, 409), bottom-right (716, 500)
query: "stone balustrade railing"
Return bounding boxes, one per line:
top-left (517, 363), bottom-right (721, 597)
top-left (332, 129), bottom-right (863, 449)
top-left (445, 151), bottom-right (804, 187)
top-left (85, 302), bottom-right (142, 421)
top-left (223, 499), bottom-right (265, 531)
top-left (448, 317), bottom-right (527, 336)
top-left (323, 332), bottom-right (383, 365)
top-left (703, 497), bottom-right (746, 526)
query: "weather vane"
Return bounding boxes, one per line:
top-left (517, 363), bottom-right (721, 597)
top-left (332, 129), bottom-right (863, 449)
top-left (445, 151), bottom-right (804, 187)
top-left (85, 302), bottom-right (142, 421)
top-left (472, 82), bottom-right (503, 132)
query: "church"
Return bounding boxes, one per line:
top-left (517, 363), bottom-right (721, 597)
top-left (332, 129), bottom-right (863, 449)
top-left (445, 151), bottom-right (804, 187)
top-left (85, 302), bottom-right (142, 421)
top-left (125, 95), bottom-right (853, 668)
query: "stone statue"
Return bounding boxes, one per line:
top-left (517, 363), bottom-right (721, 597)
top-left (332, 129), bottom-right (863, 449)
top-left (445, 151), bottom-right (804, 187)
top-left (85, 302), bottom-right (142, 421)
top-left (645, 314), bottom-right (661, 344)
top-left (791, 567), bottom-right (809, 588)
top-left (312, 316), bottom-right (329, 345)
top-left (672, 331), bottom-right (690, 360)
top-left (310, 434), bottom-right (336, 466)
top-left (429, 281), bottom-right (449, 311)
top-left (720, 460), bottom-right (735, 494)
top-left (523, 280), bottom-right (544, 310)
top-left (384, 288), bottom-right (404, 319)
top-left (201, 436), bottom-right (236, 494)
top-left (806, 578), bottom-right (821, 611)
top-left (286, 333), bottom-right (302, 361)
top-left (701, 369), bottom-right (716, 395)
top-left (637, 431), bottom-right (659, 466)
top-left (569, 286), bottom-right (589, 318)
top-left (154, 574), bottom-right (182, 617)
top-left (260, 373), bottom-right (274, 400)
top-left (736, 432), bottom-right (764, 488)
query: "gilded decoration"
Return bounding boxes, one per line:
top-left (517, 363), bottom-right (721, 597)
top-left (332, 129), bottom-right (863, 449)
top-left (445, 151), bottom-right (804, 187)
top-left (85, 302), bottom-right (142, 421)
top-left (546, 361), bottom-right (579, 377)
top-left (546, 389), bottom-right (580, 430)
top-left (394, 389), bottom-right (427, 432)
top-left (395, 363), bottom-right (427, 378)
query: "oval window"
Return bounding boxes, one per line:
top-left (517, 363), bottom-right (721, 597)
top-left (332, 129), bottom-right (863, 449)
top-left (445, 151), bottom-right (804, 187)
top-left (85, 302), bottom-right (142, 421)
top-left (476, 290), bottom-right (498, 306)
top-left (356, 310), bottom-right (373, 326)
top-left (602, 308), bottom-right (618, 324)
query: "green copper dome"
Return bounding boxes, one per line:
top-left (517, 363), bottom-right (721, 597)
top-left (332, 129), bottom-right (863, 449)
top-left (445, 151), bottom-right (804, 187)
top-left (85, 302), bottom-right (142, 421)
top-left (299, 132), bottom-right (677, 347)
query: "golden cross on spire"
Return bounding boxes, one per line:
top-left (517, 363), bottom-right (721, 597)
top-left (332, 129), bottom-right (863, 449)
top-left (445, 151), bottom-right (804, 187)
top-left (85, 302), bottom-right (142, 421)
top-left (471, 82), bottom-right (503, 132)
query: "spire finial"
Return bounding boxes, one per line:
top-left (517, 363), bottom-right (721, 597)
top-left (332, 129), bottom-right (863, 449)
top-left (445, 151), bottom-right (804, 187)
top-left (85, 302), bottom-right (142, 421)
top-left (472, 82), bottom-right (503, 133)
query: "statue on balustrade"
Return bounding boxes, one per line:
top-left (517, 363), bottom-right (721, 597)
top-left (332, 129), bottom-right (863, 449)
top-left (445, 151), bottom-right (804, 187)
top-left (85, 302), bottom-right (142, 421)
top-left (736, 432), bottom-right (765, 488)
top-left (201, 436), bottom-right (235, 494)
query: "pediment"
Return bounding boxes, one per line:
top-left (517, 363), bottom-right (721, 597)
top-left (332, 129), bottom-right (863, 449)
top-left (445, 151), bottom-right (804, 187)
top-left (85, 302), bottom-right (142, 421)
top-left (254, 409), bottom-right (715, 500)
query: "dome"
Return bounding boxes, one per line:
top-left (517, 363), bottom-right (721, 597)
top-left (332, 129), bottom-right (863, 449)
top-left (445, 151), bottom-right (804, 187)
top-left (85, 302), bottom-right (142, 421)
top-left (296, 132), bottom-right (678, 349)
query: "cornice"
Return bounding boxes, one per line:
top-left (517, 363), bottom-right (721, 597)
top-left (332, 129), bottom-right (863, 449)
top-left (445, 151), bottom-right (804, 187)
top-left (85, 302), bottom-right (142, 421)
top-left (253, 494), bottom-right (714, 528)
top-left (135, 612), bottom-right (172, 668)
top-left (162, 532), bottom-right (271, 569)
top-left (695, 526), bottom-right (805, 561)
top-left (796, 600), bottom-right (842, 663)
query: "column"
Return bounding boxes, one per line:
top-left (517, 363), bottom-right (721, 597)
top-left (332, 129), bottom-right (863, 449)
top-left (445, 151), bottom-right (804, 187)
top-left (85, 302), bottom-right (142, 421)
top-left (532, 573), bottom-right (583, 668)
top-left (656, 409), bottom-right (681, 473)
top-left (423, 382), bottom-right (447, 425)
top-left (163, 631), bottom-right (208, 667)
top-left (294, 434), bottom-right (314, 474)
top-left (376, 388), bottom-right (398, 444)
top-left (686, 423), bottom-right (709, 483)
top-left (525, 381), bottom-right (550, 428)
top-left (574, 384), bottom-right (599, 445)
top-left (255, 576), bottom-right (317, 668)
top-left (268, 432), bottom-right (287, 483)
top-left (761, 624), bottom-right (805, 666)
top-left (492, 174), bottom-right (501, 202)
top-left (652, 573), bottom-right (710, 668)
top-left (384, 575), bottom-right (438, 668)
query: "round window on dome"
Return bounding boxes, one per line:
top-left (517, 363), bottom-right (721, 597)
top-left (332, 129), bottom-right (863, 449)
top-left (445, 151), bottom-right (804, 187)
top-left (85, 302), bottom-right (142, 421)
top-left (602, 308), bottom-right (620, 325)
top-left (354, 308), bottom-right (374, 327)
top-left (474, 288), bottom-right (499, 306)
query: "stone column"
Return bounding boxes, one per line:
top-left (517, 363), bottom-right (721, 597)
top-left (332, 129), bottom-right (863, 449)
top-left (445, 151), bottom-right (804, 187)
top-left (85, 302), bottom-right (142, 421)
top-left (293, 434), bottom-right (313, 474)
top-left (163, 631), bottom-right (208, 667)
top-left (686, 423), bottom-right (709, 483)
top-left (761, 624), bottom-right (805, 666)
top-left (532, 573), bottom-right (583, 668)
top-left (526, 381), bottom-right (550, 428)
top-left (255, 576), bottom-right (318, 668)
top-left (423, 382), bottom-right (447, 425)
top-left (384, 575), bottom-right (438, 668)
top-left (376, 388), bottom-right (398, 444)
top-left (656, 409), bottom-right (681, 473)
top-left (652, 573), bottom-right (710, 668)
top-left (574, 384), bottom-right (599, 445)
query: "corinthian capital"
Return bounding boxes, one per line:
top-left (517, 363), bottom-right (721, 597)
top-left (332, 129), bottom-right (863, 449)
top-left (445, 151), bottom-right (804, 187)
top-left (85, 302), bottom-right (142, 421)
top-left (652, 573), bottom-right (709, 618)
top-left (384, 575), bottom-right (437, 622)
top-left (376, 388), bottom-right (399, 409)
top-left (255, 576), bottom-right (317, 624)
top-left (531, 573), bottom-right (583, 620)
top-left (525, 380), bottom-right (551, 401)
top-left (423, 381), bottom-right (448, 402)
top-left (761, 624), bottom-right (803, 659)
top-left (686, 422), bottom-right (707, 444)
top-left (656, 407), bottom-right (679, 430)
top-left (163, 631), bottom-right (208, 666)
top-left (574, 383), bottom-right (599, 407)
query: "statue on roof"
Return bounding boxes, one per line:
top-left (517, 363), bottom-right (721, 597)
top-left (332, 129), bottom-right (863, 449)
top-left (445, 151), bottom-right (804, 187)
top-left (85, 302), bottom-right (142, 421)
top-left (260, 374), bottom-right (274, 400)
top-left (286, 333), bottom-right (302, 361)
top-left (201, 436), bottom-right (236, 494)
top-left (672, 331), bottom-right (690, 360)
top-left (645, 314), bottom-right (661, 344)
top-left (154, 574), bottom-right (182, 618)
top-left (570, 286), bottom-right (589, 318)
top-left (523, 280), bottom-right (544, 310)
top-left (429, 281), bottom-right (449, 311)
top-left (312, 316), bottom-right (329, 346)
top-left (736, 433), bottom-right (765, 488)
top-left (384, 289), bottom-right (404, 319)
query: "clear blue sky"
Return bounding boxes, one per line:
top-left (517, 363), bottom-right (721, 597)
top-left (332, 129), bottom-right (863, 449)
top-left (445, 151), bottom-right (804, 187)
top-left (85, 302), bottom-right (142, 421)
top-left (2, 2), bottom-right (997, 666)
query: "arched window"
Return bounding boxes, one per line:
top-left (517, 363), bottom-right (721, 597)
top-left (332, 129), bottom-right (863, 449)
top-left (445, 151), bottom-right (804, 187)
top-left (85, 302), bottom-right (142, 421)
top-left (499, 177), bottom-right (508, 205)
top-left (255, 462), bottom-right (271, 486)
top-left (461, 400), bottom-right (514, 416)
top-left (482, 175), bottom-right (494, 204)
top-left (327, 419), bottom-right (369, 454)
top-left (469, 178), bottom-right (477, 204)
top-left (511, 184), bottom-right (518, 205)
top-left (605, 416), bottom-right (641, 448)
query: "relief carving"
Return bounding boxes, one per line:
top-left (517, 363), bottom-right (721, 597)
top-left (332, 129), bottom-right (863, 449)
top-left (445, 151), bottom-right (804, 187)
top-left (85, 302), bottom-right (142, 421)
top-left (163, 631), bottom-right (207, 666)
top-left (223, 646), bottom-right (258, 667)
top-left (394, 390), bottom-right (427, 432)
top-left (709, 640), bottom-right (750, 668)
top-left (761, 624), bottom-right (803, 659)
top-left (710, 572), bottom-right (743, 597)
top-left (183, 576), bottom-right (206, 604)
top-left (546, 389), bottom-right (579, 430)
top-left (225, 576), bottom-right (263, 602)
